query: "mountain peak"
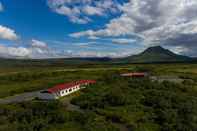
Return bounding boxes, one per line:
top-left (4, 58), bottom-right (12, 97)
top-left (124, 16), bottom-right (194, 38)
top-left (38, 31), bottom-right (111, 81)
top-left (142, 46), bottom-right (168, 54)
top-left (147, 46), bottom-right (163, 49)
top-left (123, 46), bottom-right (191, 63)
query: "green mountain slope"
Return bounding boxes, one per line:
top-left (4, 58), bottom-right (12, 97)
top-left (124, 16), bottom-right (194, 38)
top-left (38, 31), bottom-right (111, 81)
top-left (121, 46), bottom-right (192, 63)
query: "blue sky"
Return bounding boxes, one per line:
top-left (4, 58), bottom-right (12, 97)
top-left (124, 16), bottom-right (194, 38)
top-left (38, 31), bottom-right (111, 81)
top-left (0, 0), bottom-right (197, 58)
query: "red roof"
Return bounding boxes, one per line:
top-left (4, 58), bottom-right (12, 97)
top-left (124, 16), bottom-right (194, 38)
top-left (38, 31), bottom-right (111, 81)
top-left (47, 80), bottom-right (96, 93)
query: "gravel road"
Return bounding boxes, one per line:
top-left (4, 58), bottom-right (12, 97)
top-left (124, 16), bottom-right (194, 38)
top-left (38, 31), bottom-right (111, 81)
top-left (0, 91), bottom-right (42, 104)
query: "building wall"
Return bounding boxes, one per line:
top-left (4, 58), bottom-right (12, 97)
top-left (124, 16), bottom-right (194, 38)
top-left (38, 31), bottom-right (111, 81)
top-left (39, 84), bottom-right (88, 100)
top-left (60, 85), bottom-right (81, 97)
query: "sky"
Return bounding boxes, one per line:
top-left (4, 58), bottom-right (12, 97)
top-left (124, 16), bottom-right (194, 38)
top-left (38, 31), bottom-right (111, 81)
top-left (0, 0), bottom-right (197, 58)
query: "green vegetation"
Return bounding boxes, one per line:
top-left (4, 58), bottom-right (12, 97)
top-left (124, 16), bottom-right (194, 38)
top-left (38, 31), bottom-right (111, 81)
top-left (0, 101), bottom-right (118, 131)
top-left (71, 76), bottom-right (197, 131)
top-left (0, 63), bottom-right (197, 131)
top-left (1, 63), bottom-right (197, 98)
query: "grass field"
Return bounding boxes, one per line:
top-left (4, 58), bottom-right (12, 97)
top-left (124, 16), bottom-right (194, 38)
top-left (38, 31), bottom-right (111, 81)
top-left (0, 63), bottom-right (197, 98)
top-left (0, 63), bottom-right (197, 131)
top-left (0, 64), bottom-right (135, 98)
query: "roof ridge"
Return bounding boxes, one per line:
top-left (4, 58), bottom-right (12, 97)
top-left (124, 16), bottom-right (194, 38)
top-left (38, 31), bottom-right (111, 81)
top-left (47, 80), bottom-right (96, 93)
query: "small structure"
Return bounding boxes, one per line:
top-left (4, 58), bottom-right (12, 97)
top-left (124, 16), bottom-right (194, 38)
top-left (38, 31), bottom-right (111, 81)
top-left (120, 72), bottom-right (147, 78)
top-left (38, 80), bottom-right (96, 100)
top-left (150, 76), bottom-right (184, 83)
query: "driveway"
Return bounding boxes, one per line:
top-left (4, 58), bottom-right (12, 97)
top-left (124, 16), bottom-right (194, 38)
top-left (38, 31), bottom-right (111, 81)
top-left (0, 91), bottom-right (41, 104)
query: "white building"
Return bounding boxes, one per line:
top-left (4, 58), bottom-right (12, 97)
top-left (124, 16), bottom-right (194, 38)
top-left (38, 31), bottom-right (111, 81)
top-left (38, 80), bottom-right (96, 100)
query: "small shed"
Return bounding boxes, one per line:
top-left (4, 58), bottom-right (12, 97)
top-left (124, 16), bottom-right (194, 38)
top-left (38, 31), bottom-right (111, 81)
top-left (120, 72), bottom-right (147, 78)
top-left (38, 80), bottom-right (96, 100)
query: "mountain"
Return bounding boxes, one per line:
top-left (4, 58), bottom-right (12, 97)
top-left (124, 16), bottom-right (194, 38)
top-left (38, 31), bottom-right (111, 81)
top-left (0, 46), bottom-right (195, 67)
top-left (119, 46), bottom-right (193, 63)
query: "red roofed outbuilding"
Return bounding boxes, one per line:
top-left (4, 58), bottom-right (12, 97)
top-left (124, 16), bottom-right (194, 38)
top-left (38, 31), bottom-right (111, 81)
top-left (38, 80), bottom-right (96, 100)
top-left (120, 72), bottom-right (147, 78)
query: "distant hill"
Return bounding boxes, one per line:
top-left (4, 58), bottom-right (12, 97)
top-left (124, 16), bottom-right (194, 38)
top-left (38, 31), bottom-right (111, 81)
top-left (0, 46), bottom-right (196, 67)
top-left (118, 46), bottom-right (193, 63)
top-left (0, 57), bottom-right (112, 67)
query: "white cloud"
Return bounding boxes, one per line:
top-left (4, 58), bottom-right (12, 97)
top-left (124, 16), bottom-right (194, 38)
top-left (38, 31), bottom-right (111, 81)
top-left (29, 39), bottom-right (57, 58)
top-left (62, 50), bottom-right (133, 58)
top-left (82, 5), bottom-right (104, 16)
top-left (52, 5), bottom-right (90, 24)
top-left (8, 47), bottom-right (30, 57)
top-left (0, 45), bottom-right (30, 58)
top-left (0, 25), bottom-right (19, 40)
top-left (0, 40), bottom-right (56, 58)
top-left (31, 39), bottom-right (48, 48)
top-left (0, 2), bottom-right (3, 11)
top-left (170, 46), bottom-right (189, 55)
top-left (69, 13), bottom-right (138, 37)
top-left (69, 0), bottom-right (197, 56)
top-left (112, 38), bottom-right (136, 44)
top-left (47, 0), bottom-right (121, 24)
top-left (70, 0), bottom-right (197, 39)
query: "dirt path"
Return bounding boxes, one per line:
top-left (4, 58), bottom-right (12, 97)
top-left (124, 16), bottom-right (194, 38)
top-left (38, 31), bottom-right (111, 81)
top-left (61, 94), bottom-right (85, 113)
top-left (0, 91), bottom-right (41, 104)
